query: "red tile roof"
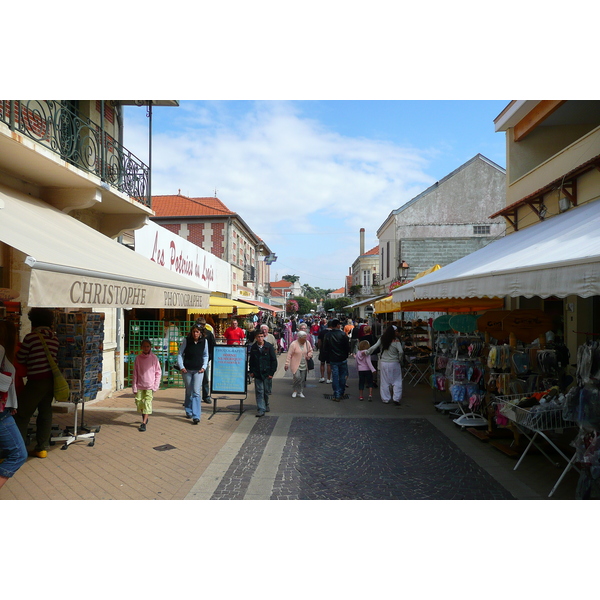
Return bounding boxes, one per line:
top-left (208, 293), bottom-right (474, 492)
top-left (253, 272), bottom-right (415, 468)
top-left (333, 286), bottom-right (346, 294)
top-left (365, 245), bottom-right (379, 256)
top-left (270, 280), bottom-right (292, 288)
top-left (152, 194), bottom-right (235, 217)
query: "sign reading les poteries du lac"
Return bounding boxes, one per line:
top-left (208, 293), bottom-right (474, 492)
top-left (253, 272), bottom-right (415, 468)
top-left (134, 221), bottom-right (232, 294)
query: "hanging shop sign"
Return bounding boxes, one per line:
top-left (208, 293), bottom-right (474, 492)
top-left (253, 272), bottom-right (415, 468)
top-left (477, 310), bottom-right (511, 340)
top-left (501, 309), bottom-right (554, 343)
top-left (448, 314), bottom-right (479, 333)
top-left (134, 221), bottom-right (232, 295)
top-left (433, 315), bottom-right (452, 331)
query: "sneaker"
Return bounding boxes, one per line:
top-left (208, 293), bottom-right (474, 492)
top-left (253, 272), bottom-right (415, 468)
top-left (265, 404), bottom-right (270, 412)
top-left (29, 450), bottom-right (47, 458)
top-left (319, 377), bottom-right (325, 383)
top-left (202, 398), bottom-right (212, 404)
top-left (192, 418), bottom-right (200, 424)
top-left (255, 411), bottom-right (265, 418)
top-left (139, 423), bottom-right (146, 432)
top-left (359, 397), bottom-right (364, 401)
top-left (326, 379), bottom-right (332, 384)
top-left (185, 413), bottom-right (192, 419)
top-left (292, 392), bottom-right (297, 398)
top-left (299, 393), bottom-right (305, 398)
top-left (332, 396), bottom-right (341, 402)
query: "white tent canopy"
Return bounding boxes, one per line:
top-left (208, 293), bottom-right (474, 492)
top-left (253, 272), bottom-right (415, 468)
top-left (392, 199), bottom-right (600, 303)
top-left (0, 185), bottom-right (211, 309)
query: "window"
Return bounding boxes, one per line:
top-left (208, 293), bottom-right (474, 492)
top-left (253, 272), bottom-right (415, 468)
top-left (473, 225), bottom-right (491, 235)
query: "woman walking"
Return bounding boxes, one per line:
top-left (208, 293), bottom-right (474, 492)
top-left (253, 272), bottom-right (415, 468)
top-left (284, 331), bottom-right (313, 398)
top-left (365, 325), bottom-right (404, 405)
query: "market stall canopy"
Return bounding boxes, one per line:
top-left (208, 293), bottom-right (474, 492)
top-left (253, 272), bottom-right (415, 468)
top-left (345, 294), bottom-right (389, 309)
top-left (392, 199), bottom-right (600, 302)
top-left (373, 295), bottom-right (504, 314)
top-left (0, 185), bottom-right (211, 309)
top-left (238, 299), bottom-right (284, 313)
top-left (187, 296), bottom-right (259, 316)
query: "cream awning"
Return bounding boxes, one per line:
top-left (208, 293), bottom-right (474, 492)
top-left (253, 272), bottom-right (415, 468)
top-left (0, 185), bottom-right (211, 309)
top-left (392, 200), bottom-right (600, 303)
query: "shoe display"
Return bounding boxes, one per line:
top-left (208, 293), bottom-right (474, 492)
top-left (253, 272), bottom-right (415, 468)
top-left (292, 392), bottom-right (297, 398)
top-left (192, 418), bottom-right (200, 424)
top-left (139, 423), bottom-right (146, 432)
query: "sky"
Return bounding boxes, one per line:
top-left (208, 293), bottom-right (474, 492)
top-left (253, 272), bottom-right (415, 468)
top-left (122, 100), bottom-right (509, 291)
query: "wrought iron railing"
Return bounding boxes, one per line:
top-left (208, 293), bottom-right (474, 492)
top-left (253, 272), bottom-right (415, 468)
top-left (0, 100), bottom-right (150, 207)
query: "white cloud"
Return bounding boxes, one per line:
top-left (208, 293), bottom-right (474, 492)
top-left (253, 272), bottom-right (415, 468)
top-left (124, 101), bottom-right (437, 288)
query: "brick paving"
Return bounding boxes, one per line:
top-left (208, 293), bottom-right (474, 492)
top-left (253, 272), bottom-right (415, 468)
top-left (0, 351), bottom-right (582, 500)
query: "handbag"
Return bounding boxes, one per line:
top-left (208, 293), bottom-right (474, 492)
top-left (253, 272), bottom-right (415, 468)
top-left (306, 357), bottom-right (315, 371)
top-left (36, 332), bottom-right (70, 402)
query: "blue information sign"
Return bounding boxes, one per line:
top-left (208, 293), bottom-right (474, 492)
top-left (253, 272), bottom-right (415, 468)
top-left (211, 345), bottom-right (248, 394)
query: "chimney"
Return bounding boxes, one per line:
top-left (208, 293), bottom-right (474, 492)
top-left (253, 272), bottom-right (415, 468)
top-left (360, 228), bottom-right (365, 256)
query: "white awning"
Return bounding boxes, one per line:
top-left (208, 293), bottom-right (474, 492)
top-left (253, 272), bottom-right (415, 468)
top-left (0, 185), bottom-right (211, 309)
top-left (345, 294), bottom-right (389, 309)
top-left (392, 199), bottom-right (600, 302)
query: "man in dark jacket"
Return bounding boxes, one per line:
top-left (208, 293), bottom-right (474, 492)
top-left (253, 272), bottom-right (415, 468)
top-left (322, 319), bottom-right (350, 401)
top-left (248, 332), bottom-right (278, 417)
top-left (196, 318), bottom-right (215, 404)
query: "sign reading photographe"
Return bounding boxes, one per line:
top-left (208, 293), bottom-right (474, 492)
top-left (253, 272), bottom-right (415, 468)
top-left (211, 346), bottom-right (248, 395)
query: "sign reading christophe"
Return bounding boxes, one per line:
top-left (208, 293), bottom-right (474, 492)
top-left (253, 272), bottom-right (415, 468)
top-left (70, 281), bottom-right (148, 306)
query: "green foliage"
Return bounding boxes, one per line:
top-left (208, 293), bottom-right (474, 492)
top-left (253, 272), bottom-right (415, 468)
top-left (323, 297), bottom-right (352, 312)
top-left (292, 296), bottom-right (314, 315)
top-left (282, 274), bottom-right (300, 283)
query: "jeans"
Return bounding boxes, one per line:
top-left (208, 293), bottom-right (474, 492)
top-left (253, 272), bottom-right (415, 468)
top-left (0, 410), bottom-right (28, 478)
top-left (254, 377), bottom-right (272, 413)
top-left (202, 360), bottom-right (211, 400)
top-left (330, 360), bottom-right (348, 399)
top-left (182, 370), bottom-right (204, 420)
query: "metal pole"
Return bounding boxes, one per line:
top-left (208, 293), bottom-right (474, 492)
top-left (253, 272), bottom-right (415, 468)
top-left (148, 101), bottom-right (153, 207)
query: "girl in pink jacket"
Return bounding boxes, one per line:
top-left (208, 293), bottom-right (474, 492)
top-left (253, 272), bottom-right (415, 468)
top-left (354, 340), bottom-right (377, 401)
top-left (132, 339), bottom-right (162, 432)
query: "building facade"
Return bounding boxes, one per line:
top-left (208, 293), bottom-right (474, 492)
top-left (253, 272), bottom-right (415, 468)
top-left (377, 154), bottom-right (506, 292)
top-left (150, 193), bottom-right (273, 303)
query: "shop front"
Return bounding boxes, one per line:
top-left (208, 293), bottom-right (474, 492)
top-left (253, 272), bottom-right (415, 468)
top-left (0, 185), bottom-right (211, 401)
top-left (392, 198), bottom-right (600, 498)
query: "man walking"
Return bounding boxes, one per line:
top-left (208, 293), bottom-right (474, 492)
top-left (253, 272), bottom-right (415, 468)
top-left (196, 318), bottom-right (215, 404)
top-left (248, 331), bottom-right (278, 417)
top-left (322, 318), bottom-right (350, 402)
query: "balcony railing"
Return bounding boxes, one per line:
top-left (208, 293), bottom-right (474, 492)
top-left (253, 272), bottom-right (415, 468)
top-left (0, 100), bottom-right (150, 207)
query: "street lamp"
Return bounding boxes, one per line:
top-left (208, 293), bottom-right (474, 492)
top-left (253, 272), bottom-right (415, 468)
top-left (399, 260), bottom-right (410, 282)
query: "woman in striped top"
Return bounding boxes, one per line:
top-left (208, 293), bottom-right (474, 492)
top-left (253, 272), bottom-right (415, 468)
top-left (14, 308), bottom-right (59, 459)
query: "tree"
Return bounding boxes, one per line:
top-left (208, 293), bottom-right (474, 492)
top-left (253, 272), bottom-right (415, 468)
top-left (282, 274), bottom-right (300, 283)
top-left (323, 297), bottom-right (352, 313)
top-left (291, 296), bottom-right (313, 315)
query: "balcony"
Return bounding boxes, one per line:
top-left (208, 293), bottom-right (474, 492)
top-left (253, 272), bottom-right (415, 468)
top-left (0, 101), bottom-right (151, 212)
top-left (243, 265), bottom-right (256, 283)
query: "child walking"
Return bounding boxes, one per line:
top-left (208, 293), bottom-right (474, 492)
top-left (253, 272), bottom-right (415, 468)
top-left (354, 340), bottom-right (377, 401)
top-left (132, 339), bottom-right (162, 432)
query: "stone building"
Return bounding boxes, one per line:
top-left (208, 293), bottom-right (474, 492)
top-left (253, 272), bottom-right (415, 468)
top-left (377, 154), bottom-right (506, 291)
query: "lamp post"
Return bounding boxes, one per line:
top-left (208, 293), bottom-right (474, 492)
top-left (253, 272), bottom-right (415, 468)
top-left (399, 260), bottom-right (410, 282)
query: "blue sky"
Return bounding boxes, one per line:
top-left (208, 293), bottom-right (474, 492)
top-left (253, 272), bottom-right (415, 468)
top-left (123, 100), bottom-right (508, 291)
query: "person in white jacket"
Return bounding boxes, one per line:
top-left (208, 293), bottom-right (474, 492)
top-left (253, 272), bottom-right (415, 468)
top-left (365, 325), bottom-right (404, 405)
top-left (132, 339), bottom-right (162, 432)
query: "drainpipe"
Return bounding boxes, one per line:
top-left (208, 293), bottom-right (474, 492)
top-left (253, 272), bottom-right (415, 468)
top-left (147, 101), bottom-right (153, 207)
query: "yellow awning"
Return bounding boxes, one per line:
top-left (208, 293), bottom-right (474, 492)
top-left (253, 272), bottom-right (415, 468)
top-left (187, 296), bottom-right (259, 316)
